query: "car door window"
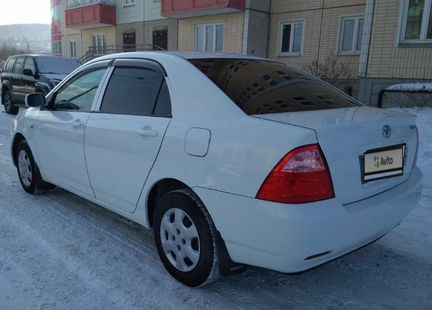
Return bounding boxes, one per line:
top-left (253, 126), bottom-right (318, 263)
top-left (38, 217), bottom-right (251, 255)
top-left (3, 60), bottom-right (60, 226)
top-left (53, 68), bottom-right (107, 112)
top-left (5, 58), bottom-right (16, 72)
top-left (100, 66), bottom-right (167, 116)
top-left (24, 57), bottom-right (36, 75)
top-left (13, 57), bottom-right (25, 74)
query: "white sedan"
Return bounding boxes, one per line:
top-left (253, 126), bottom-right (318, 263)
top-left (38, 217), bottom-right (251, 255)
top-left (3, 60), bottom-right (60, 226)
top-left (11, 52), bottom-right (423, 287)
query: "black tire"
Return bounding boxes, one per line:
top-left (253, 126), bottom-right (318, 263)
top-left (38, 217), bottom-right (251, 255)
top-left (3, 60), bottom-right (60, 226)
top-left (154, 189), bottom-right (219, 287)
top-left (2, 89), bottom-right (18, 114)
top-left (15, 140), bottom-right (54, 194)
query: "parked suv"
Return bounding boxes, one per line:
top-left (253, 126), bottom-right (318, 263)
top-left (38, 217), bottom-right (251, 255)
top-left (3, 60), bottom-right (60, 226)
top-left (1, 55), bottom-right (80, 114)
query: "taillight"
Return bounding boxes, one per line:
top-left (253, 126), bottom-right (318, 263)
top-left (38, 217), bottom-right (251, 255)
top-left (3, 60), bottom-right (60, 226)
top-left (412, 126), bottom-right (419, 170)
top-left (256, 144), bottom-right (335, 204)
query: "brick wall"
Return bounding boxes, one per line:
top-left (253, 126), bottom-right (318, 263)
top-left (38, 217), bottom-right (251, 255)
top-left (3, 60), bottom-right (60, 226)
top-left (269, 0), bottom-right (366, 77)
top-left (367, 0), bottom-right (432, 80)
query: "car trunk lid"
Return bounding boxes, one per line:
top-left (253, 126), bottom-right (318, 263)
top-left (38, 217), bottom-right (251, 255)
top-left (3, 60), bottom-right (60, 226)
top-left (254, 107), bottom-right (418, 205)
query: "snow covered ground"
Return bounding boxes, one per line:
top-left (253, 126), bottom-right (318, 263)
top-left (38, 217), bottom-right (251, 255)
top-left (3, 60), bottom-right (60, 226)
top-left (0, 105), bottom-right (430, 309)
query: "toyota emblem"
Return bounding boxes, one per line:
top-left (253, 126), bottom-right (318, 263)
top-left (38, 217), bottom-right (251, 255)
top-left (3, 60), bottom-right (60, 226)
top-left (382, 125), bottom-right (392, 138)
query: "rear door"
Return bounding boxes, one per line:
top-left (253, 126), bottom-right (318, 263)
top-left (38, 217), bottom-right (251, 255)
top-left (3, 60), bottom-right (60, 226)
top-left (22, 57), bottom-right (38, 96)
top-left (1, 57), bottom-right (16, 89)
top-left (11, 57), bottom-right (26, 104)
top-left (85, 59), bottom-right (172, 213)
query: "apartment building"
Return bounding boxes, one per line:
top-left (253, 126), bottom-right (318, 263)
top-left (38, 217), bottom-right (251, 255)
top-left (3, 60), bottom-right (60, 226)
top-left (52, 0), bottom-right (177, 60)
top-left (359, 0), bottom-right (432, 105)
top-left (162, 0), bottom-right (270, 56)
top-left (52, 0), bottom-right (432, 106)
top-left (51, 0), bottom-right (82, 57)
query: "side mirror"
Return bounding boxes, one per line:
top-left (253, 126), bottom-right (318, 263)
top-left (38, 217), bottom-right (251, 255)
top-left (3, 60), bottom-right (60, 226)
top-left (23, 68), bottom-right (34, 77)
top-left (25, 93), bottom-right (46, 108)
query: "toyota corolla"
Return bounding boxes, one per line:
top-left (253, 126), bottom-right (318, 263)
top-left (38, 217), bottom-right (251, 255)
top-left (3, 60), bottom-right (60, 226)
top-left (11, 52), bottom-right (423, 287)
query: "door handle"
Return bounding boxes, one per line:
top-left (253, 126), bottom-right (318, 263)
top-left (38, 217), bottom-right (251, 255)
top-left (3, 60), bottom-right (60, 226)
top-left (137, 125), bottom-right (158, 138)
top-left (71, 119), bottom-right (84, 128)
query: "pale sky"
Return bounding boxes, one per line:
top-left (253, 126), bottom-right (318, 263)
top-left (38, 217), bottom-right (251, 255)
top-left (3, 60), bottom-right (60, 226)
top-left (0, 0), bottom-right (51, 25)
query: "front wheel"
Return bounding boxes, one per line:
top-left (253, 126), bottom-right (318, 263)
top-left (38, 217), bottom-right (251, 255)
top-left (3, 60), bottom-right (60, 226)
top-left (2, 89), bottom-right (18, 114)
top-left (154, 189), bottom-right (219, 287)
top-left (16, 140), bottom-right (54, 194)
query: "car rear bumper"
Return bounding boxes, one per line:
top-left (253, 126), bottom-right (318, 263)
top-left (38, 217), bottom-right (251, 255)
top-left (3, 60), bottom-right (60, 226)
top-left (194, 167), bottom-right (423, 273)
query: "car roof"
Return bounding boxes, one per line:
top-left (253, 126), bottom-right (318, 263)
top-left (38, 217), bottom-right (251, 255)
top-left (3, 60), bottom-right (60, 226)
top-left (87, 51), bottom-right (268, 65)
top-left (8, 54), bottom-right (77, 60)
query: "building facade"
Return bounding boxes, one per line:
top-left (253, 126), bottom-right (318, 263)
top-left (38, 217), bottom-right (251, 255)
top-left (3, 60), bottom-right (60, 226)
top-left (52, 0), bottom-right (177, 60)
top-left (52, 0), bottom-right (432, 106)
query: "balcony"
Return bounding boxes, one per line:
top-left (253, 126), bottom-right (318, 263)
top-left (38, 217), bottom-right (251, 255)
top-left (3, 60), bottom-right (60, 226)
top-left (162, 0), bottom-right (245, 18)
top-left (65, 0), bottom-right (116, 29)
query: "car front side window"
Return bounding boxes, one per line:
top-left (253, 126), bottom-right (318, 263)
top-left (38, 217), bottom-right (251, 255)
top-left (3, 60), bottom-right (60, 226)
top-left (52, 68), bottom-right (107, 112)
top-left (24, 57), bottom-right (36, 75)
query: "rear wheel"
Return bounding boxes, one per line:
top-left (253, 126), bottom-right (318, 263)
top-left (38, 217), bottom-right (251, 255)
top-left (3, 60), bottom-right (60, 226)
top-left (16, 140), bottom-right (54, 194)
top-left (154, 189), bottom-right (219, 287)
top-left (2, 89), bottom-right (18, 114)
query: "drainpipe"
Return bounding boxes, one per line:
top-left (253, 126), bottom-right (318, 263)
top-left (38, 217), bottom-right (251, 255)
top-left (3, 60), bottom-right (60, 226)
top-left (242, 0), bottom-right (251, 55)
top-left (359, 0), bottom-right (375, 78)
top-left (359, 0), bottom-right (375, 103)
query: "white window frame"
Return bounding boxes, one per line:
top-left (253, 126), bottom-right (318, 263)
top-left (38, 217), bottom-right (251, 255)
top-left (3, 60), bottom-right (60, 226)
top-left (195, 23), bottom-right (224, 52)
top-left (338, 15), bottom-right (365, 55)
top-left (400, 0), bottom-right (432, 43)
top-left (92, 34), bottom-right (106, 55)
top-left (69, 40), bottom-right (77, 58)
top-left (277, 20), bottom-right (305, 57)
top-left (123, 0), bottom-right (135, 7)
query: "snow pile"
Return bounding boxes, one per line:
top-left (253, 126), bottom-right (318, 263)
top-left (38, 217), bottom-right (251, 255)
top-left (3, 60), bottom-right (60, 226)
top-left (386, 83), bottom-right (432, 92)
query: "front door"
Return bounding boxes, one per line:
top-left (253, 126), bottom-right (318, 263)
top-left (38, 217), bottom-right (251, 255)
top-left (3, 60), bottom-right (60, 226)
top-left (153, 29), bottom-right (168, 50)
top-left (34, 67), bottom-right (108, 196)
top-left (22, 57), bottom-right (37, 95)
top-left (123, 32), bottom-right (136, 51)
top-left (85, 59), bottom-right (171, 213)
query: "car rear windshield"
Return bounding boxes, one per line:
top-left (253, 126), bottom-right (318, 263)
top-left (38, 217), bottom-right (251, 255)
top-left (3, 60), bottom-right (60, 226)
top-left (36, 57), bottom-right (80, 74)
top-left (189, 58), bottom-right (361, 115)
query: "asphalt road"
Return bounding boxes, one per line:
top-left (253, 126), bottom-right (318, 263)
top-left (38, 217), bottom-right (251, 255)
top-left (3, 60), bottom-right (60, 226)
top-left (0, 105), bottom-right (431, 309)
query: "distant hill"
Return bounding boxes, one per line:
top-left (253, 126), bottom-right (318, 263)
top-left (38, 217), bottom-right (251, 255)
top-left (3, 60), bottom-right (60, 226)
top-left (0, 24), bottom-right (51, 54)
top-left (0, 24), bottom-right (50, 41)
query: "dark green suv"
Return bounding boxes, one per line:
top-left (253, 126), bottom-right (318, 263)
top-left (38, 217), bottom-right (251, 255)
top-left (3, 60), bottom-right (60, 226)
top-left (1, 55), bottom-right (80, 114)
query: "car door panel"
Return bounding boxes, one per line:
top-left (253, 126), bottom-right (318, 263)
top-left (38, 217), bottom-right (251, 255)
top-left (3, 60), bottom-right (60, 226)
top-left (12, 57), bottom-right (26, 104)
top-left (22, 57), bottom-right (38, 96)
top-left (35, 111), bottom-right (93, 195)
top-left (34, 66), bottom-right (109, 196)
top-left (84, 61), bottom-right (172, 213)
top-left (85, 114), bottom-right (170, 212)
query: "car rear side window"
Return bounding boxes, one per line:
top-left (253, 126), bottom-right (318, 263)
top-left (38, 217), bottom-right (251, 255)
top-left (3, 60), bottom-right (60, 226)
top-left (100, 66), bottom-right (169, 117)
top-left (13, 57), bottom-right (25, 74)
top-left (154, 80), bottom-right (172, 116)
top-left (189, 59), bottom-right (361, 115)
top-left (5, 58), bottom-right (16, 72)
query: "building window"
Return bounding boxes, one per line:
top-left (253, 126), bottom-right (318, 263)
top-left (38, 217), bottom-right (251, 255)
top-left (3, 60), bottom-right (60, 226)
top-left (278, 21), bottom-right (304, 56)
top-left (69, 41), bottom-right (77, 58)
top-left (196, 24), bottom-right (224, 52)
top-left (401, 0), bottom-right (432, 42)
top-left (123, 0), bottom-right (135, 7)
top-left (339, 16), bottom-right (364, 54)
